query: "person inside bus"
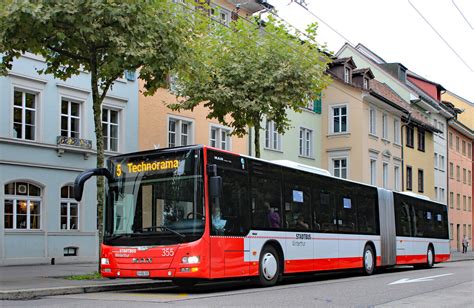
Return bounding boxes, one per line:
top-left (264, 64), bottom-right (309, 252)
top-left (296, 215), bottom-right (309, 230)
top-left (264, 202), bottom-right (281, 228)
top-left (212, 206), bottom-right (227, 234)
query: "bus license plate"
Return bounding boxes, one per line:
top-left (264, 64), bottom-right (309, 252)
top-left (137, 271), bottom-right (149, 277)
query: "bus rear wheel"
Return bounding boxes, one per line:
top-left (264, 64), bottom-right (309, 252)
top-left (362, 245), bottom-right (375, 275)
top-left (258, 245), bottom-right (281, 287)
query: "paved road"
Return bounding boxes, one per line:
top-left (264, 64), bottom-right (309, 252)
top-left (3, 261), bottom-right (473, 307)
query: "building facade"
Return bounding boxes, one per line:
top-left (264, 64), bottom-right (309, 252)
top-left (442, 93), bottom-right (473, 251)
top-left (0, 53), bottom-right (139, 265)
top-left (320, 57), bottom-right (406, 189)
top-left (337, 43), bottom-right (439, 199)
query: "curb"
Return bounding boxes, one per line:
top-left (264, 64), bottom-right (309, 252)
top-left (0, 280), bottom-right (173, 301)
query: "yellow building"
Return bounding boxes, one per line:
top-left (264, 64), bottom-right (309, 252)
top-left (322, 57), bottom-right (406, 190)
top-left (442, 91), bottom-right (474, 130)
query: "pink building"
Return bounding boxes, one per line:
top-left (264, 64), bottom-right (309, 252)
top-left (447, 119), bottom-right (473, 251)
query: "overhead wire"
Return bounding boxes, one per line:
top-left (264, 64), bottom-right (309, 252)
top-left (408, 0), bottom-right (473, 72)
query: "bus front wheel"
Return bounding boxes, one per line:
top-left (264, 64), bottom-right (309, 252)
top-left (258, 245), bottom-right (281, 287)
top-left (362, 245), bottom-right (375, 275)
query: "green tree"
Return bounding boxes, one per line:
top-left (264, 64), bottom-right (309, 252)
top-left (0, 0), bottom-right (207, 246)
top-left (170, 15), bottom-right (332, 157)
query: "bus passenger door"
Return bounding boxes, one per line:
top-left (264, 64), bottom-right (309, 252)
top-left (283, 183), bottom-right (313, 273)
top-left (209, 164), bottom-right (250, 278)
top-left (336, 193), bottom-right (360, 269)
top-left (313, 190), bottom-right (339, 270)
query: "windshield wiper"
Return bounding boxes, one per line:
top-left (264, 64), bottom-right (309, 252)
top-left (137, 226), bottom-right (186, 241)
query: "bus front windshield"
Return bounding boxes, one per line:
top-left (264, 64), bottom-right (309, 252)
top-left (105, 149), bottom-right (204, 246)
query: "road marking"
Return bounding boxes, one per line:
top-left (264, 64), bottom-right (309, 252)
top-left (389, 273), bottom-right (453, 285)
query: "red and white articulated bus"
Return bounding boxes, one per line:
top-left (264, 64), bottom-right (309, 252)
top-left (74, 145), bottom-right (450, 287)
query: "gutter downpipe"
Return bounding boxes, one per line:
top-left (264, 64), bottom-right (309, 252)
top-left (400, 111), bottom-right (413, 191)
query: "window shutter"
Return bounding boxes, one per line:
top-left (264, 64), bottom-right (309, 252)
top-left (313, 94), bottom-right (322, 114)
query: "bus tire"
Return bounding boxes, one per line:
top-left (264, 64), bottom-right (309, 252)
top-left (362, 245), bottom-right (375, 275)
top-left (173, 278), bottom-right (198, 289)
top-left (258, 245), bottom-right (280, 287)
top-left (426, 245), bottom-right (435, 269)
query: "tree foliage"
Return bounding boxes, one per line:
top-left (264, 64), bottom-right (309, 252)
top-left (0, 0), bottom-right (207, 246)
top-left (170, 15), bottom-right (332, 157)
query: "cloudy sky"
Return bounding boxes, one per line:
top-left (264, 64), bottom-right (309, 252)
top-left (268, 0), bottom-right (474, 102)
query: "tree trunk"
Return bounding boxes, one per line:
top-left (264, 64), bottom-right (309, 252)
top-left (90, 60), bottom-right (105, 272)
top-left (254, 121), bottom-right (261, 158)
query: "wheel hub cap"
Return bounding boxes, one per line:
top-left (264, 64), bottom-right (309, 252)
top-left (262, 253), bottom-right (277, 280)
top-left (365, 251), bottom-right (373, 271)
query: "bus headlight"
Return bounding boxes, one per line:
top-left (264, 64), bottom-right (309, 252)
top-left (182, 256), bottom-right (200, 264)
top-left (101, 258), bottom-right (110, 265)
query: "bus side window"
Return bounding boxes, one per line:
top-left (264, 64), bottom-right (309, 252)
top-left (211, 168), bottom-right (250, 236)
top-left (315, 191), bottom-right (337, 233)
top-left (250, 161), bottom-right (283, 230)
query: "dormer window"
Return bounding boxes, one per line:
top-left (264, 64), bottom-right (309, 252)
top-left (363, 77), bottom-right (369, 89)
top-left (344, 67), bottom-right (351, 83)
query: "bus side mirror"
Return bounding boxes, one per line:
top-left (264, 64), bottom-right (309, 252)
top-left (209, 176), bottom-right (222, 198)
top-left (74, 168), bottom-right (114, 201)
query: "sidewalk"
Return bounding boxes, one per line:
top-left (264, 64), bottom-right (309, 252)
top-left (448, 250), bottom-right (474, 262)
top-left (0, 263), bottom-right (171, 300)
top-left (1, 251), bottom-right (473, 300)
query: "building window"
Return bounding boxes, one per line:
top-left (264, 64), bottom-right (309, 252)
top-left (299, 127), bottom-right (313, 158)
top-left (456, 193), bottom-right (460, 210)
top-left (469, 197), bottom-right (472, 212)
top-left (406, 126), bottom-right (414, 148)
top-left (463, 168), bottom-right (467, 184)
top-left (406, 166), bottom-right (412, 191)
top-left (382, 114), bottom-right (388, 139)
top-left (64, 247), bottom-right (78, 257)
top-left (456, 136), bottom-right (460, 151)
top-left (468, 171), bottom-right (472, 186)
top-left (370, 159), bottom-right (377, 185)
top-left (13, 90), bottom-right (37, 141)
top-left (438, 122), bottom-right (445, 137)
top-left (449, 132), bottom-right (453, 148)
top-left (449, 162), bottom-right (454, 178)
top-left (456, 165), bottom-right (460, 182)
top-left (369, 107), bottom-right (376, 135)
top-left (417, 129), bottom-right (425, 151)
top-left (331, 105), bottom-right (347, 133)
top-left (265, 120), bottom-right (282, 151)
top-left (418, 169), bottom-right (424, 193)
top-left (439, 155), bottom-right (445, 171)
top-left (383, 162), bottom-right (388, 188)
top-left (210, 125), bottom-right (231, 150)
top-left (332, 158), bottom-right (347, 179)
top-left (463, 195), bottom-right (466, 211)
top-left (344, 67), bottom-right (351, 83)
top-left (462, 140), bottom-right (466, 155)
top-left (449, 192), bottom-right (454, 209)
top-left (440, 188), bottom-right (445, 203)
top-left (60, 185), bottom-right (78, 230)
top-left (363, 77), bottom-right (369, 89)
top-left (4, 182), bottom-right (41, 230)
top-left (434, 187), bottom-right (438, 201)
top-left (102, 107), bottom-right (119, 152)
top-left (468, 143), bottom-right (472, 159)
top-left (393, 119), bottom-right (400, 144)
top-left (60, 99), bottom-right (81, 138)
top-left (434, 153), bottom-right (438, 169)
top-left (450, 223), bottom-right (453, 240)
top-left (168, 117), bottom-right (192, 147)
top-left (394, 165), bottom-right (400, 191)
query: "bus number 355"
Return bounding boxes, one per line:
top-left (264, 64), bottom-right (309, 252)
top-left (162, 248), bottom-right (174, 257)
